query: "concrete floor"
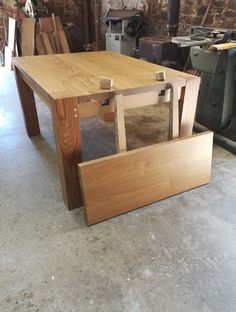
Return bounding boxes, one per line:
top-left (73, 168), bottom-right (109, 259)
top-left (0, 67), bottom-right (236, 312)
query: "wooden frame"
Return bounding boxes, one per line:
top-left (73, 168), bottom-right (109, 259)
top-left (79, 132), bottom-right (213, 225)
top-left (113, 83), bottom-right (179, 153)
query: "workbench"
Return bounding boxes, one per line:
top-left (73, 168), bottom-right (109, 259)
top-left (13, 51), bottom-right (212, 224)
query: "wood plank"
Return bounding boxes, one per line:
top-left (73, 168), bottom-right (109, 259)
top-left (35, 22), bottom-right (45, 55)
top-left (40, 32), bottom-right (53, 54)
top-left (114, 94), bottom-right (127, 153)
top-left (48, 31), bottom-right (57, 54)
top-left (21, 18), bottom-right (36, 56)
top-left (77, 100), bottom-right (101, 117)
top-left (122, 91), bottom-right (159, 110)
top-left (52, 13), bottom-right (61, 53)
top-left (179, 77), bottom-right (200, 137)
top-left (209, 42), bottom-right (236, 51)
top-left (39, 16), bottom-right (62, 33)
top-left (8, 17), bottom-right (16, 51)
top-left (79, 132), bottom-right (213, 225)
top-left (168, 84), bottom-right (179, 140)
top-left (35, 33), bottom-right (45, 55)
top-left (77, 100), bottom-right (114, 118)
top-left (52, 97), bottom-right (83, 209)
top-left (58, 30), bottom-right (70, 53)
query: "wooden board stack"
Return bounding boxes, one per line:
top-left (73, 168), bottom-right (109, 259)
top-left (38, 15), bottom-right (70, 55)
top-left (4, 15), bottom-right (70, 68)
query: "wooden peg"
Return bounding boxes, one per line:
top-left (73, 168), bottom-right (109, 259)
top-left (155, 70), bottom-right (166, 81)
top-left (100, 78), bottom-right (113, 90)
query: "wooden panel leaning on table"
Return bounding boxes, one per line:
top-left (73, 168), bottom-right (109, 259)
top-left (79, 84), bottom-right (213, 225)
top-left (79, 132), bottom-right (213, 225)
top-left (13, 51), bottom-right (201, 211)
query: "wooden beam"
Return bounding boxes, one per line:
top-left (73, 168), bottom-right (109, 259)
top-left (114, 94), bottom-right (127, 153)
top-left (40, 32), bottom-right (53, 55)
top-left (52, 13), bottom-right (61, 53)
top-left (58, 30), bottom-right (70, 53)
top-left (122, 91), bottom-right (159, 110)
top-left (21, 18), bottom-right (36, 56)
top-left (79, 132), bottom-right (213, 225)
top-left (168, 83), bottom-right (179, 140)
top-left (180, 77), bottom-right (201, 137)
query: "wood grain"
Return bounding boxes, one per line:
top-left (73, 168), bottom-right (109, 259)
top-left (40, 32), bottom-right (53, 55)
top-left (58, 30), bottom-right (70, 53)
top-left (13, 52), bottom-right (196, 137)
top-left (52, 97), bottom-right (83, 209)
top-left (13, 51), bottom-right (201, 212)
top-left (168, 83), bottom-right (179, 140)
top-left (21, 18), bottom-right (36, 56)
top-left (13, 51), bottom-right (192, 100)
top-left (180, 77), bottom-right (200, 137)
top-left (79, 132), bottom-right (213, 225)
top-left (14, 66), bottom-right (40, 136)
top-left (114, 94), bottom-right (127, 152)
top-left (122, 91), bottom-right (159, 110)
top-left (39, 16), bottom-right (63, 33)
top-left (52, 13), bottom-right (61, 54)
top-left (77, 100), bottom-right (114, 118)
top-left (35, 23), bottom-right (45, 55)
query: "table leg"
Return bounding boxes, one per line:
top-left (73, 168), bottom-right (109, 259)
top-left (179, 77), bottom-right (200, 137)
top-left (52, 97), bottom-right (83, 210)
top-left (14, 67), bottom-right (40, 137)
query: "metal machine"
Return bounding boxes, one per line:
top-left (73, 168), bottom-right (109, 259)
top-left (173, 26), bottom-right (236, 154)
top-left (138, 0), bottom-right (186, 70)
top-left (104, 9), bottom-right (146, 57)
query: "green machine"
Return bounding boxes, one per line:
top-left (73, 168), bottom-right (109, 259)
top-left (191, 27), bottom-right (236, 154)
top-left (173, 26), bottom-right (236, 154)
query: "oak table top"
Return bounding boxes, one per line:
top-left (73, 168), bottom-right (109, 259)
top-left (13, 51), bottom-right (193, 101)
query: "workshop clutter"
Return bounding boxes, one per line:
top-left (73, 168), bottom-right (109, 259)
top-left (3, 15), bottom-right (70, 69)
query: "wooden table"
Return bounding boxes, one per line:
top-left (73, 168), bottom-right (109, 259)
top-left (13, 51), bottom-right (201, 210)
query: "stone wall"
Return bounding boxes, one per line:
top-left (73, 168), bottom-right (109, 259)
top-left (0, 4), bottom-right (4, 53)
top-left (1, 0), bottom-right (236, 52)
top-left (0, 0), bottom-right (86, 52)
top-left (102, 0), bottom-right (236, 37)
